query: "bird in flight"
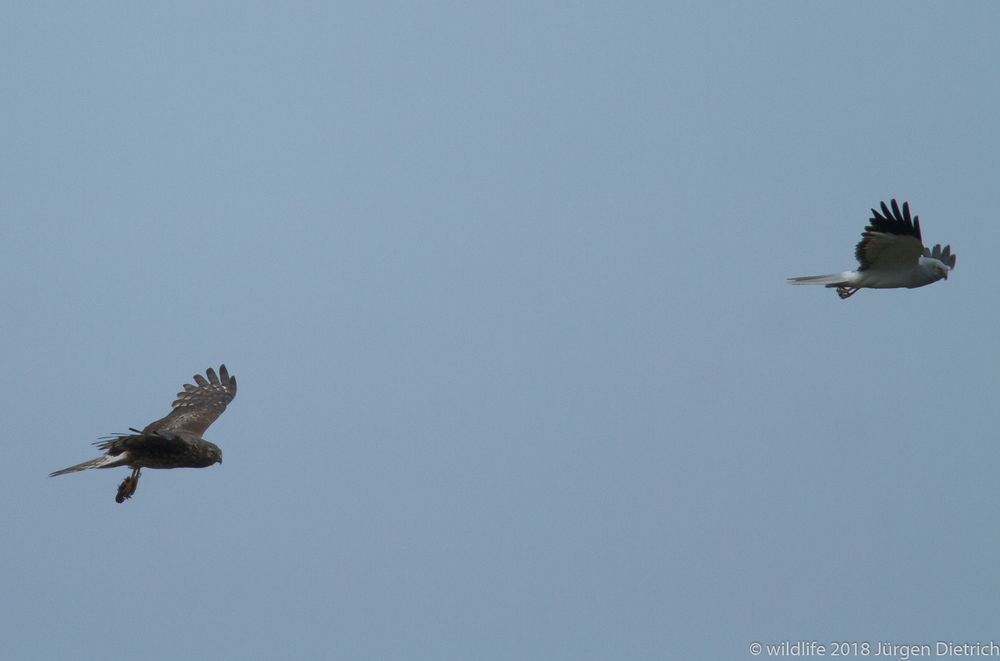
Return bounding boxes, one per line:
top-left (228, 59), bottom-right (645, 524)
top-left (50, 365), bottom-right (236, 503)
top-left (788, 199), bottom-right (955, 299)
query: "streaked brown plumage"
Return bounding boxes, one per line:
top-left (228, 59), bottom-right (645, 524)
top-left (50, 365), bottom-right (236, 503)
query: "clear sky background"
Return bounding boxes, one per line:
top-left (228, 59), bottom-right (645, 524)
top-left (3, 2), bottom-right (999, 660)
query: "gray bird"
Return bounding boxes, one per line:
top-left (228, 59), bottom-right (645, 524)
top-left (789, 199), bottom-right (956, 299)
top-left (50, 365), bottom-right (236, 503)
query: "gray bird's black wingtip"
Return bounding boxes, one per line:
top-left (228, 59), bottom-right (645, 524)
top-left (868, 198), bottom-right (921, 239)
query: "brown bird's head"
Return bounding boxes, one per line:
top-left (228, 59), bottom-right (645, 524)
top-left (192, 439), bottom-right (222, 468)
top-left (199, 441), bottom-right (224, 467)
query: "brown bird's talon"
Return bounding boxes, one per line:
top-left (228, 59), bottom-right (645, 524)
top-left (115, 479), bottom-right (131, 503)
top-left (116, 468), bottom-right (141, 503)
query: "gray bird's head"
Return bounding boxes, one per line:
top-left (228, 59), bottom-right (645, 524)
top-left (929, 260), bottom-right (949, 281)
top-left (921, 243), bottom-right (956, 282)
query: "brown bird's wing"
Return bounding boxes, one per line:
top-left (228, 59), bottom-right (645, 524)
top-left (142, 365), bottom-right (237, 437)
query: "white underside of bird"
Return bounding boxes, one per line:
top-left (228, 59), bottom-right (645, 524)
top-left (788, 260), bottom-right (945, 289)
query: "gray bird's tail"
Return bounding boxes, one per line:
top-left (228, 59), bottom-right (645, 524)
top-left (787, 272), bottom-right (853, 288)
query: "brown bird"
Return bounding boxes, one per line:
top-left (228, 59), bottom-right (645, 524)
top-left (50, 365), bottom-right (236, 503)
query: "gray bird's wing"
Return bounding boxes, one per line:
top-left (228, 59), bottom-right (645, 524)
top-left (855, 200), bottom-right (924, 272)
top-left (922, 243), bottom-right (957, 269)
top-left (142, 365), bottom-right (237, 437)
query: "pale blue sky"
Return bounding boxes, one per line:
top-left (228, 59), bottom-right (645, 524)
top-left (3, 2), bottom-right (999, 660)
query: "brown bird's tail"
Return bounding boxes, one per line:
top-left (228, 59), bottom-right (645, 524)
top-left (49, 453), bottom-right (127, 477)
